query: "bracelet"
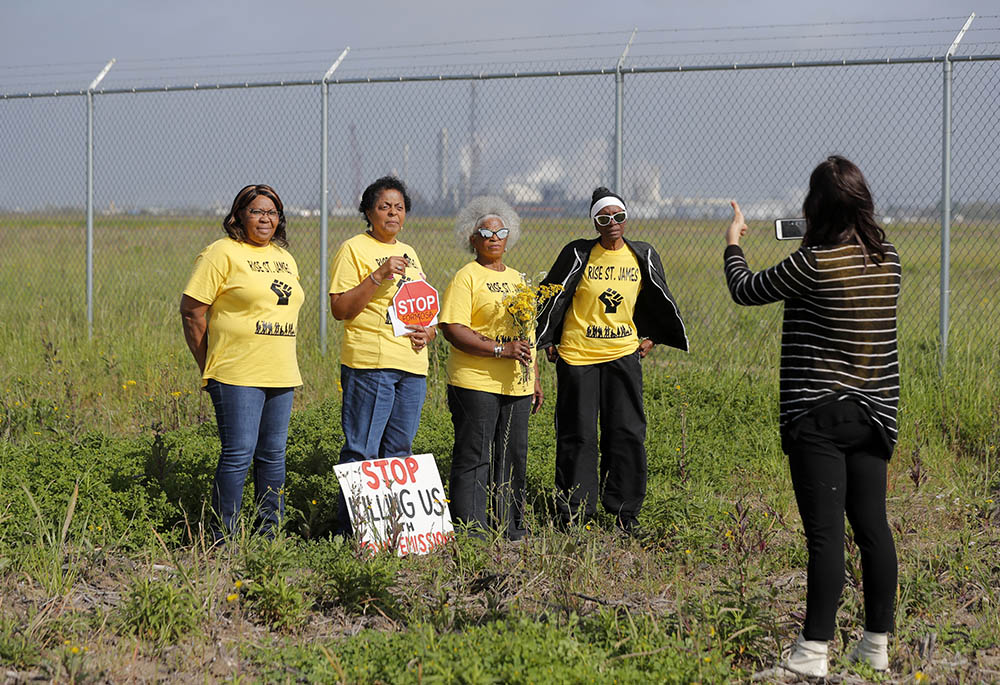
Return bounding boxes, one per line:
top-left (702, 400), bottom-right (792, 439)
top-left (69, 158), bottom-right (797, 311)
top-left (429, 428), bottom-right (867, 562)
top-left (494, 342), bottom-right (503, 358)
top-left (368, 272), bottom-right (382, 286)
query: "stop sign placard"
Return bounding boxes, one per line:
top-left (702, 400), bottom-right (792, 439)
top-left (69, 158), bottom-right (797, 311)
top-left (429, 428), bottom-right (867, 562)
top-left (389, 279), bottom-right (439, 335)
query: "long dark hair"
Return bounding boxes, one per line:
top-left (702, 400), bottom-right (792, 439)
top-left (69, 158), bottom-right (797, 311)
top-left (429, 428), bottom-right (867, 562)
top-left (223, 184), bottom-right (288, 247)
top-left (802, 156), bottom-right (885, 263)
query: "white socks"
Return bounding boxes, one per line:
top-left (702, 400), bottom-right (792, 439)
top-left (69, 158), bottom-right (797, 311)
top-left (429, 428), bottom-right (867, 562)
top-left (784, 634), bottom-right (829, 678)
top-left (848, 630), bottom-right (889, 671)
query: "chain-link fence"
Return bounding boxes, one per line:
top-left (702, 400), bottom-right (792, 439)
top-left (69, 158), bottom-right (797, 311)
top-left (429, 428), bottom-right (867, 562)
top-left (1, 47), bottom-right (998, 377)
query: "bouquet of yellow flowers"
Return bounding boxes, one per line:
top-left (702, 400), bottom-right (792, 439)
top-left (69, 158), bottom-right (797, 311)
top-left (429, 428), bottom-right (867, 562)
top-left (501, 280), bottom-right (563, 383)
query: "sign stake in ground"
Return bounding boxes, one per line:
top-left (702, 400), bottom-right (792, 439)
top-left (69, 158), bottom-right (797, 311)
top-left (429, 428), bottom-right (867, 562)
top-left (388, 279), bottom-right (439, 336)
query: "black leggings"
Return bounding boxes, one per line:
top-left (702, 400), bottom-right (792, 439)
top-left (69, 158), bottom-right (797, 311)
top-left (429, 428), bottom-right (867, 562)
top-left (784, 400), bottom-right (897, 641)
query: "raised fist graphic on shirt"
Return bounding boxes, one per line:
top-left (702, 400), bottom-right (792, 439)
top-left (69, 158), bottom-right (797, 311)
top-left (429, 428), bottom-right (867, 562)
top-left (270, 280), bottom-right (292, 305)
top-left (598, 288), bottom-right (624, 314)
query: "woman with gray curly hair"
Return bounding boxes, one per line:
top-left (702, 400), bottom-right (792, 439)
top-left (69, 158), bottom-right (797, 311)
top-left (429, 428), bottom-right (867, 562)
top-left (439, 196), bottom-right (542, 540)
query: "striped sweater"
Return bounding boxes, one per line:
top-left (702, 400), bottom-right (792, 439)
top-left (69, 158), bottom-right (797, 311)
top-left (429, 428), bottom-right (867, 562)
top-left (724, 242), bottom-right (901, 451)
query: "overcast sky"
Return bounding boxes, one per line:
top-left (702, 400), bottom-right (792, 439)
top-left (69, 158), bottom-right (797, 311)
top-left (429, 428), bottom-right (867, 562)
top-left (2, 0), bottom-right (985, 82)
top-left (2, 1), bottom-right (995, 214)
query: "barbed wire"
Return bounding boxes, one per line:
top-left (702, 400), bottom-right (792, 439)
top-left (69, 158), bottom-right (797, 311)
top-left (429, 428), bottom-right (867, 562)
top-left (2, 16), bottom-right (998, 92)
top-left (3, 15), bottom-right (992, 71)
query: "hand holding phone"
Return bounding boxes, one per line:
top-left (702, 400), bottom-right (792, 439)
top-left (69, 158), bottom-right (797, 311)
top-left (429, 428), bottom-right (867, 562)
top-left (775, 218), bottom-right (807, 240)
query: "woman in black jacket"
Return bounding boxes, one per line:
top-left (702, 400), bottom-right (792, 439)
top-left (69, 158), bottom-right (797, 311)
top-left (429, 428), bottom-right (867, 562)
top-left (537, 187), bottom-right (687, 533)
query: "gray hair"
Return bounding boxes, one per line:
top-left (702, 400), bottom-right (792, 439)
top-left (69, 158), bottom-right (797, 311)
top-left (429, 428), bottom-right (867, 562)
top-left (454, 196), bottom-right (522, 254)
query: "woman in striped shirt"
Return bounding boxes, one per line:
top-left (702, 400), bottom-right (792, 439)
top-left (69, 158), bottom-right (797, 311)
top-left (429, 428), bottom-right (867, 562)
top-left (724, 156), bottom-right (900, 678)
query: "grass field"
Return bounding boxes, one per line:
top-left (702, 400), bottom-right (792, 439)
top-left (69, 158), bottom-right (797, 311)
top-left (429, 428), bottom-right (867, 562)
top-left (1, 214), bottom-right (998, 682)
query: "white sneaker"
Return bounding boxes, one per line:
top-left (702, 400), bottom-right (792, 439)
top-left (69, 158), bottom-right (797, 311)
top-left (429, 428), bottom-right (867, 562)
top-left (848, 630), bottom-right (889, 671)
top-left (783, 633), bottom-right (829, 678)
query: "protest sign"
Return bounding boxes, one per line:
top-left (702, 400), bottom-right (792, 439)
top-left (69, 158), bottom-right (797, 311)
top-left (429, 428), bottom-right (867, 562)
top-left (333, 453), bottom-right (453, 555)
top-left (388, 279), bottom-right (439, 336)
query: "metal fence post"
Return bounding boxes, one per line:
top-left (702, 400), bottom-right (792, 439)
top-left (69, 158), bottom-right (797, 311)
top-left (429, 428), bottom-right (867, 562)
top-left (85, 59), bottom-right (115, 340)
top-left (614, 30), bottom-right (636, 194)
top-left (319, 48), bottom-right (350, 355)
top-left (939, 14), bottom-right (975, 373)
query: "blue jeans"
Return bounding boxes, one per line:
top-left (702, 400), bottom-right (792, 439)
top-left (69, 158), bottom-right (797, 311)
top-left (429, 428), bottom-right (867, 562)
top-left (206, 379), bottom-right (294, 541)
top-left (336, 365), bottom-right (427, 534)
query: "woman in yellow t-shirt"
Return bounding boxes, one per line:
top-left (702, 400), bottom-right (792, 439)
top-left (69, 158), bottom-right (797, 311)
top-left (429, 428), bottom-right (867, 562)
top-left (328, 176), bottom-right (436, 536)
top-left (439, 197), bottom-right (543, 540)
top-left (180, 184), bottom-right (304, 542)
top-left (536, 187), bottom-right (688, 535)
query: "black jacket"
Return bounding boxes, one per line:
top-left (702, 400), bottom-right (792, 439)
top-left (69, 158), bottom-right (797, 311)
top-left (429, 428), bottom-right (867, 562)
top-left (535, 238), bottom-right (688, 352)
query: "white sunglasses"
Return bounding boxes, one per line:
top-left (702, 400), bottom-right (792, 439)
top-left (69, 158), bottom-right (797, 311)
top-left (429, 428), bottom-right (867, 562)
top-left (477, 227), bottom-right (510, 239)
top-left (594, 211), bottom-right (627, 227)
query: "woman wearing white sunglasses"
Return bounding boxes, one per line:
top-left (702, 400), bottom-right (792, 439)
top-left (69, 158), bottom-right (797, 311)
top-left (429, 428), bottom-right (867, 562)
top-left (536, 187), bottom-right (688, 534)
top-left (439, 196), bottom-right (543, 540)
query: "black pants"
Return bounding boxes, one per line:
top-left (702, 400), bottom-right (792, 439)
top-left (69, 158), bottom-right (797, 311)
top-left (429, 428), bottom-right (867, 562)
top-left (554, 351), bottom-right (646, 527)
top-left (447, 385), bottom-right (531, 540)
top-left (784, 400), bottom-right (897, 641)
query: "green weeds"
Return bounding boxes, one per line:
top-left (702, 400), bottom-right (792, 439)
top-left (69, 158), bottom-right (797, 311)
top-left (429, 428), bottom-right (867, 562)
top-left (237, 536), bottom-right (309, 631)
top-left (306, 539), bottom-right (401, 617)
top-left (0, 613), bottom-right (41, 668)
top-left (0, 262), bottom-right (998, 680)
top-left (118, 574), bottom-right (203, 646)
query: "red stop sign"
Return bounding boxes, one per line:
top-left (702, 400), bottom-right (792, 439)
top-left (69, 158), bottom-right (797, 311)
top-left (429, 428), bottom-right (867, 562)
top-left (392, 279), bottom-right (439, 327)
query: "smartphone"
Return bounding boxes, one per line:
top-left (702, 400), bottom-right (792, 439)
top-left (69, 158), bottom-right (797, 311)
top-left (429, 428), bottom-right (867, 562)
top-left (774, 218), bottom-right (807, 240)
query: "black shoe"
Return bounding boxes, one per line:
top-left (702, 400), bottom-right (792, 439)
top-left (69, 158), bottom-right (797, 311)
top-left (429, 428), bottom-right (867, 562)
top-left (617, 518), bottom-right (644, 538)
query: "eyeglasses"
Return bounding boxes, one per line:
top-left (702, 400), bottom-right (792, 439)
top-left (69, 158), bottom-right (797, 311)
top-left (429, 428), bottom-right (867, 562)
top-left (594, 211), bottom-right (627, 227)
top-left (248, 208), bottom-right (280, 218)
top-left (476, 227), bottom-right (510, 240)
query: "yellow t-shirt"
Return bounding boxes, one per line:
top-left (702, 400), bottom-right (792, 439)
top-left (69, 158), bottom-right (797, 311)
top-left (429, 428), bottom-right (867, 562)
top-left (558, 243), bottom-right (642, 365)
top-left (183, 238), bottom-right (304, 388)
top-left (440, 262), bottom-right (535, 396)
top-left (329, 233), bottom-right (429, 376)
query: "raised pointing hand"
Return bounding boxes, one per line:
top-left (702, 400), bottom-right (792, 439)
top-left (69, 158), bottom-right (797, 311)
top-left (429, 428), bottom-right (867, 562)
top-left (726, 200), bottom-right (748, 246)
